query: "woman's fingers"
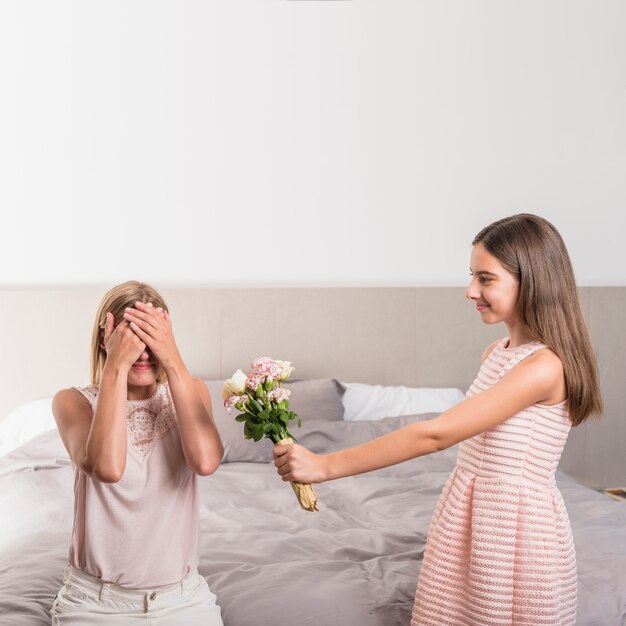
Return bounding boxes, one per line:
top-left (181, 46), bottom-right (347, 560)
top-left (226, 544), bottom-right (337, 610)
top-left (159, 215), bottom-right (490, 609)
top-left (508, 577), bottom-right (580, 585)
top-left (123, 311), bottom-right (153, 335)
top-left (104, 317), bottom-right (128, 348)
top-left (135, 301), bottom-right (165, 317)
top-left (127, 319), bottom-right (151, 344)
top-left (137, 301), bottom-right (168, 321)
top-left (116, 320), bottom-right (144, 347)
top-left (124, 305), bottom-right (160, 330)
top-left (101, 317), bottom-right (147, 369)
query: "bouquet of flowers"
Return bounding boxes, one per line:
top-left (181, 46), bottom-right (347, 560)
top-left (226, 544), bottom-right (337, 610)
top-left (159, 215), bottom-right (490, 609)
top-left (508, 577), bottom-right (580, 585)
top-left (222, 357), bottom-right (319, 512)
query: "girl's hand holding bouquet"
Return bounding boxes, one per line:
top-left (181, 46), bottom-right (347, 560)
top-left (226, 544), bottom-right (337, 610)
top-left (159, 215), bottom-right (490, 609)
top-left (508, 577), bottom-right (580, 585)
top-left (222, 358), bottom-right (319, 512)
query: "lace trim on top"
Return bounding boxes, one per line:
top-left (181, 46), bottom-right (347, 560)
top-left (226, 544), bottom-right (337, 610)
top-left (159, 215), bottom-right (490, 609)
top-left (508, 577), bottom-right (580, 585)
top-left (72, 383), bottom-right (177, 457)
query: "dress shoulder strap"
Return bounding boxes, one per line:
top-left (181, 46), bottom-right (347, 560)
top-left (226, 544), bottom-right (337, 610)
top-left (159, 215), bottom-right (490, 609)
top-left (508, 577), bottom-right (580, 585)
top-left (501, 341), bottom-right (548, 375)
top-left (71, 385), bottom-right (99, 410)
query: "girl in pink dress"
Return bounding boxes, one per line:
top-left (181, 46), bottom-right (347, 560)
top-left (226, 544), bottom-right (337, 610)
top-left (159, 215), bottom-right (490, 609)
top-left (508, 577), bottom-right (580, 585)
top-left (274, 214), bottom-right (603, 626)
top-left (51, 281), bottom-right (225, 625)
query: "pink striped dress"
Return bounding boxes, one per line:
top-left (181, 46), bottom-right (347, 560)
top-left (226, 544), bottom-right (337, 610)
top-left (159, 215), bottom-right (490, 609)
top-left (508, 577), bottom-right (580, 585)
top-left (411, 338), bottom-right (577, 626)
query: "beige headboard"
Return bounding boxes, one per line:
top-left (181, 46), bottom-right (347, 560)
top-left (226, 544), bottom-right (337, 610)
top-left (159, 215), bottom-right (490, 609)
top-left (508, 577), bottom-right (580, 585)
top-left (1, 287), bottom-right (623, 489)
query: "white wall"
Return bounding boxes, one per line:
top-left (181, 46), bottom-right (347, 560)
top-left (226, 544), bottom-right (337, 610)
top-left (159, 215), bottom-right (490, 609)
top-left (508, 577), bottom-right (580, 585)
top-left (1, 1), bottom-right (625, 287)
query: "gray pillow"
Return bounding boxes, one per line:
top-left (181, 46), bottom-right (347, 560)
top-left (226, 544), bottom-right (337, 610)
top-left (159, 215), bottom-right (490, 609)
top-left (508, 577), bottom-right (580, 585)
top-left (204, 378), bottom-right (345, 463)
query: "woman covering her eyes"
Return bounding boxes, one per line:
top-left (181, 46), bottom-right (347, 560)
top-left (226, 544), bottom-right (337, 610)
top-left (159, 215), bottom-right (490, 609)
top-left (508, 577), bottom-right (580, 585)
top-left (50, 281), bottom-right (224, 625)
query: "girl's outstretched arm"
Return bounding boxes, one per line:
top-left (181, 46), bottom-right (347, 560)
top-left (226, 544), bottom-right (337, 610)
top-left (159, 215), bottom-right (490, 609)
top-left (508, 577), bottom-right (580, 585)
top-left (274, 349), bottom-right (563, 483)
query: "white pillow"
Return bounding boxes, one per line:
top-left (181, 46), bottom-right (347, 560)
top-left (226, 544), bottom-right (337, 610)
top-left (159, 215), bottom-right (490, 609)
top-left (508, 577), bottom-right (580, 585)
top-left (0, 398), bottom-right (56, 457)
top-left (340, 383), bottom-right (466, 421)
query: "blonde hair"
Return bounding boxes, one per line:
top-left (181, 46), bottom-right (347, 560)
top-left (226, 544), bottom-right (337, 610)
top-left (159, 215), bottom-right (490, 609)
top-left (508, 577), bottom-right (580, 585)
top-left (473, 214), bottom-right (603, 426)
top-left (90, 281), bottom-right (169, 385)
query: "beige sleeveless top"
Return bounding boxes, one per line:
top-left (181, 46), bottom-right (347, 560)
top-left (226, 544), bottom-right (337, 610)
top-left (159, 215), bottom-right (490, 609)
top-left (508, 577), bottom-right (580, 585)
top-left (69, 382), bottom-right (199, 588)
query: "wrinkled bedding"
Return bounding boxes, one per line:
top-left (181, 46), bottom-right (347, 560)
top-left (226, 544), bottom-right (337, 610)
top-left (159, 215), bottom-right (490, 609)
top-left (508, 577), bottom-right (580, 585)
top-left (1, 416), bottom-right (625, 626)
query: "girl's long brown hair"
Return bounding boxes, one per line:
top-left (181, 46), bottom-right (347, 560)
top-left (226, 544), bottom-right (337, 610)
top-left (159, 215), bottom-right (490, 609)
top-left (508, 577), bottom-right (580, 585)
top-left (473, 214), bottom-right (602, 425)
top-left (90, 281), bottom-right (169, 386)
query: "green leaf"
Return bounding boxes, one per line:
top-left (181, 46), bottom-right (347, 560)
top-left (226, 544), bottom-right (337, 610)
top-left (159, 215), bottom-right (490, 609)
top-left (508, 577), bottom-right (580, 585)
top-left (297, 418), bottom-right (302, 428)
top-left (251, 424), bottom-right (263, 442)
top-left (235, 415), bottom-right (247, 422)
top-left (250, 398), bottom-right (263, 413)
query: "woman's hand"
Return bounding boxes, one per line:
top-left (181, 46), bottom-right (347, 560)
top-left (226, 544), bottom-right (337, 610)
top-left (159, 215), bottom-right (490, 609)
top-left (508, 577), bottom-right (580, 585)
top-left (273, 442), bottom-right (328, 484)
top-left (102, 313), bottom-right (146, 372)
top-left (123, 302), bottom-right (182, 372)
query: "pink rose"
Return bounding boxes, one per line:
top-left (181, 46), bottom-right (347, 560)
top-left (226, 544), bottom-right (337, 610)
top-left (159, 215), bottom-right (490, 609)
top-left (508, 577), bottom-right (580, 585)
top-left (246, 372), bottom-right (264, 390)
top-left (251, 356), bottom-right (272, 371)
top-left (268, 388), bottom-right (291, 404)
top-left (224, 394), bottom-right (248, 413)
top-left (250, 357), bottom-right (283, 380)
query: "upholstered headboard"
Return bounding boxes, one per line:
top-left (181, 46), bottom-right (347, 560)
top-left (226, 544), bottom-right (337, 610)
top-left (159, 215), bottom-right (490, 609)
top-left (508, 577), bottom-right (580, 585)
top-left (1, 286), bottom-right (624, 488)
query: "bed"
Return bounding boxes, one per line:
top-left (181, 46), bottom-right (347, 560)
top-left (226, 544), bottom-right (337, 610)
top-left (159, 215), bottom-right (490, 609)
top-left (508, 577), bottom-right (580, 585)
top-left (1, 379), bottom-right (625, 626)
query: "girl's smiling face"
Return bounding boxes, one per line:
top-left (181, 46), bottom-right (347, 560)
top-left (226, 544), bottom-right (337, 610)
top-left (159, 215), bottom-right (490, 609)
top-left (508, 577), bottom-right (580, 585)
top-left (466, 243), bottom-right (520, 325)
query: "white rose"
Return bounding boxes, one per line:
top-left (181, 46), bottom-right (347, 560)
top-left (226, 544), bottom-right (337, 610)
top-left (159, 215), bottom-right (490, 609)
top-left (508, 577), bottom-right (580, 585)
top-left (222, 369), bottom-right (248, 399)
top-left (276, 360), bottom-right (295, 381)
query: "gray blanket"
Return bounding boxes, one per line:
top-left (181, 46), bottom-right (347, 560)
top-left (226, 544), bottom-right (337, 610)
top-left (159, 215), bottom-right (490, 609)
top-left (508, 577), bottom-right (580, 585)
top-left (1, 416), bottom-right (625, 625)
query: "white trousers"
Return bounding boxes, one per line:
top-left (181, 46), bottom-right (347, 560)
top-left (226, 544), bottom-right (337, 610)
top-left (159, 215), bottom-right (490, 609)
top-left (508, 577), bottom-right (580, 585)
top-left (50, 564), bottom-right (224, 625)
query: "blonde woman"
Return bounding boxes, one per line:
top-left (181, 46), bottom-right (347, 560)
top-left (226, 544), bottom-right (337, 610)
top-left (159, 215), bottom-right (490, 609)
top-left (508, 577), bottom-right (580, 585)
top-left (50, 281), bottom-right (224, 625)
